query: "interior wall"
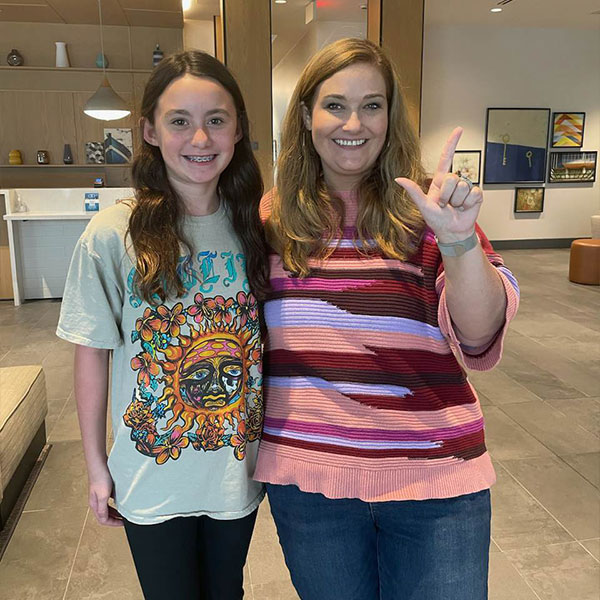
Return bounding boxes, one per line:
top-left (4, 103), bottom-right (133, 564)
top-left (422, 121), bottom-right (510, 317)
top-left (183, 19), bottom-right (215, 55)
top-left (272, 20), bottom-right (366, 157)
top-left (421, 24), bottom-right (600, 241)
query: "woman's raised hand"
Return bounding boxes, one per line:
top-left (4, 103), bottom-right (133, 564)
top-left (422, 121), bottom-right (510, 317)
top-left (395, 127), bottom-right (483, 244)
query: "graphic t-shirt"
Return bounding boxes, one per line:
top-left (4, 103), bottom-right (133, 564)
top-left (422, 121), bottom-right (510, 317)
top-left (57, 201), bottom-right (264, 524)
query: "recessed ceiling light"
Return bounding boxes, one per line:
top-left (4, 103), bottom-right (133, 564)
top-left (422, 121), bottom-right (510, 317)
top-left (275, 0), bottom-right (287, 4)
top-left (490, 7), bottom-right (502, 12)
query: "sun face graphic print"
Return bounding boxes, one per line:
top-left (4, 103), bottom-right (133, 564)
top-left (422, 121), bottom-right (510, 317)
top-left (125, 291), bottom-right (262, 464)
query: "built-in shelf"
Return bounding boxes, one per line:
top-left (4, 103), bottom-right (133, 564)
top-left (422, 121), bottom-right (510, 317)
top-left (1, 164), bottom-right (130, 168)
top-left (4, 212), bottom-right (94, 221)
top-left (0, 65), bottom-right (152, 74)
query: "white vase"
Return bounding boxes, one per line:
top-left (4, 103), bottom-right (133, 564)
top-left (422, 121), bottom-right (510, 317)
top-left (55, 41), bottom-right (70, 68)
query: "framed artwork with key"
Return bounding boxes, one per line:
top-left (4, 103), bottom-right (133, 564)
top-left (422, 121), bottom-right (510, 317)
top-left (451, 151), bottom-right (481, 185)
top-left (483, 108), bottom-right (551, 184)
top-left (547, 151), bottom-right (597, 184)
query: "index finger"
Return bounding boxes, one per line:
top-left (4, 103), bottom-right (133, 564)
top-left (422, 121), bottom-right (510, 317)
top-left (433, 127), bottom-right (463, 184)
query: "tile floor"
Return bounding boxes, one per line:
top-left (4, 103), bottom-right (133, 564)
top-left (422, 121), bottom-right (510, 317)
top-left (0, 248), bottom-right (598, 599)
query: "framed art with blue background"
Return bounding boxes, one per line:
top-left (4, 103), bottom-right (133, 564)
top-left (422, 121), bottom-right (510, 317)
top-left (483, 108), bottom-right (550, 184)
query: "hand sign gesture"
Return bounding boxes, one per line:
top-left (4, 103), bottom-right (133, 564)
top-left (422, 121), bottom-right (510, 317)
top-left (395, 127), bottom-right (483, 244)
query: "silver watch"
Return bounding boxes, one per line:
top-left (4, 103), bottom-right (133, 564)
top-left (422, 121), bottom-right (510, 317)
top-left (435, 230), bottom-right (479, 257)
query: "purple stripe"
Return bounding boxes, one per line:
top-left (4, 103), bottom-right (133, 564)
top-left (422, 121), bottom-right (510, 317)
top-left (271, 278), bottom-right (376, 292)
top-left (264, 416), bottom-right (484, 442)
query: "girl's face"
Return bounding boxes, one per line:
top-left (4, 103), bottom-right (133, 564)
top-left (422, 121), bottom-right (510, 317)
top-left (304, 62), bottom-right (389, 191)
top-left (143, 74), bottom-right (241, 200)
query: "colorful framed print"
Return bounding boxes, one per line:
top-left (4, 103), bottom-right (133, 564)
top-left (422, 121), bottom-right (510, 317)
top-left (551, 112), bottom-right (585, 148)
top-left (451, 151), bottom-right (481, 185)
top-left (514, 187), bottom-right (544, 213)
top-left (104, 128), bottom-right (133, 164)
top-left (548, 151), bottom-right (597, 184)
top-left (483, 108), bottom-right (550, 184)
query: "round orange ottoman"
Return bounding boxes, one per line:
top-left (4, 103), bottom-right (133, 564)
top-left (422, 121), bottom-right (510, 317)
top-left (569, 239), bottom-right (600, 285)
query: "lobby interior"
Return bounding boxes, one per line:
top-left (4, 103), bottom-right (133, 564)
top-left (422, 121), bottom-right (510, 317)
top-left (0, 1), bottom-right (598, 599)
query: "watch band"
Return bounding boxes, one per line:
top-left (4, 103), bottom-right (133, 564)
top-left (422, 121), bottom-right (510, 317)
top-left (435, 230), bottom-right (479, 257)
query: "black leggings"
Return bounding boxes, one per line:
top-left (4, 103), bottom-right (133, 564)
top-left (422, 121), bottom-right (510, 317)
top-left (123, 509), bottom-right (258, 600)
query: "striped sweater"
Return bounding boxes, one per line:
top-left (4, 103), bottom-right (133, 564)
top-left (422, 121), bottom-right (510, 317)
top-left (254, 190), bottom-right (520, 501)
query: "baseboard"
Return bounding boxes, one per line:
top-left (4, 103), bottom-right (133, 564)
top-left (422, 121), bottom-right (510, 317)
top-left (490, 238), bottom-right (581, 250)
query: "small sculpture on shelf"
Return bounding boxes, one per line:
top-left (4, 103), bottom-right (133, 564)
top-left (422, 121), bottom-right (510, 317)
top-left (7, 49), bottom-right (24, 66)
top-left (55, 41), bottom-right (70, 68)
top-left (8, 149), bottom-right (23, 165)
top-left (36, 150), bottom-right (50, 164)
top-left (96, 53), bottom-right (109, 68)
top-left (152, 44), bottom-right (164, 67)
top-left (63, 143), bottom-right (74, 164)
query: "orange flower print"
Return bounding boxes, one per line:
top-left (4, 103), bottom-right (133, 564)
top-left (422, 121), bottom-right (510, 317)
top-left (155, 427), bottom-right (190, 464)
top-left (231, 420), bottom-right (247, 461)
top-left (135, 307), bottom-right (161, 342)
top-left (206, 295), bottom-right (234, 326)
top-left (131, 351), bottom-right (160, 387)
top-left (188, 293), bottom-right (214, 324)
top-left (156, 303), bottom-right (186, 338)
top-left (236, 291), bottom-right (258, 326)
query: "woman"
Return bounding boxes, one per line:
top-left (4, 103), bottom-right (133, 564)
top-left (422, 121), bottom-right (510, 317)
top-left (255, 38), bottom-right (519, 599)
top-left (57, 50), bottom-right (268, 599)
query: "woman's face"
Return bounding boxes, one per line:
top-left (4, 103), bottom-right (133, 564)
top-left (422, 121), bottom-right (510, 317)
top-left (305, 62), bottom-right (388, 191)
top-left (143, 74), bottom-right (241, 200)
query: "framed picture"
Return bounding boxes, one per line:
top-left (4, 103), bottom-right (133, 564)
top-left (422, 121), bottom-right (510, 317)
top-left (85, 141), bottom-right (105, 164)
top-left (483, 108), bottom-right (550, 184)
top-left (548, 151), bottom-right (597, 184)
top-left (451, 151), bottom-right (481, 185)
top-left (514, 187), bottom-right (545, 213)
top-left (104, 128), bottom-right (133, 164)
top-left (551, 112), bottom-right (585, 148)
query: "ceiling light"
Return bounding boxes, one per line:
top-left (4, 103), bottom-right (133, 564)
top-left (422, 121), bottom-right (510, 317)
top-left (182, 0), bottom-right (192, 11)
top-left (275, 1), bottom-right (287, 4)
top-left (84, 0), bottom-right (131, 121)
top-left (490, 7), bottom-right (502, 12)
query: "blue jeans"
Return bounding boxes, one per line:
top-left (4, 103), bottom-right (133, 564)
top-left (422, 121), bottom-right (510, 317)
top-left (266, 484), bottom-right (491, 600)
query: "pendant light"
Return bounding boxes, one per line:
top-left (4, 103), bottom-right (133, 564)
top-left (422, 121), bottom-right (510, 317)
top-left (84, 0), bottom-right (131, 121)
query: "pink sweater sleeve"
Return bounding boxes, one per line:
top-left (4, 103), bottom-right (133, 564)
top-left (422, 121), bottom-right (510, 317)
top-left (434, 227), bottom-right (520, 371)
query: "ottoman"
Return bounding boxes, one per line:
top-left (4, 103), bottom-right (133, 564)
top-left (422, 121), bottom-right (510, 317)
top-left (0, 365), bottom-right (47, 529)
top-left (569, 239), bottom-right (600, 285)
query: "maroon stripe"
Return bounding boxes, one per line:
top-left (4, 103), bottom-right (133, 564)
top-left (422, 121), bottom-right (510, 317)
top-left (267, 349), bottom-right (465, 376)
top-left (262, 431), bottom-right (487, 461)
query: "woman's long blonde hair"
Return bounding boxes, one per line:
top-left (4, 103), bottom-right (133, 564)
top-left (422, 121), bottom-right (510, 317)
top-left (267, 37), bottom-right (426, 277)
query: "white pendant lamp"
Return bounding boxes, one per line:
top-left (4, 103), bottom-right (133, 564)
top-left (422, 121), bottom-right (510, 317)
top-left (84, 0), bottom-right (131, 121)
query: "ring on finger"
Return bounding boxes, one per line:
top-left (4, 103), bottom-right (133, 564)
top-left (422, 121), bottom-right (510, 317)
top-left (458, 174), bottom-right (473, 192)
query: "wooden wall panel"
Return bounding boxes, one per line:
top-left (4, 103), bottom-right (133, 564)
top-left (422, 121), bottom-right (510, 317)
top-left (222, 0), bottom-right (273, 188)
top-left (380, 0), bottom-right (424, 133)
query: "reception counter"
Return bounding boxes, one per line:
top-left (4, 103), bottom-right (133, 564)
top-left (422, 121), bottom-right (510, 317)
top-left (2, 188), bottom-right (133, 306)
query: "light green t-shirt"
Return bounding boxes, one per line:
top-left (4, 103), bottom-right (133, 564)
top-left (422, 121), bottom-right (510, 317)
top-left (57, 201), bottom-right (264, 524)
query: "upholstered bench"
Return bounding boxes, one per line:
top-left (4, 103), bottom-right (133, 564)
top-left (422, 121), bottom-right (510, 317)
top-left (569, 239), bottom-right (600, 285)
top-left (0, 365), bottom-right (47, 529)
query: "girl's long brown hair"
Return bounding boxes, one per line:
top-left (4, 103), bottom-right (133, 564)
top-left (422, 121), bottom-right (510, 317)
top-left (267, 38), bottom-right (426, 277)
top-left (129, 50), bottom-right (268, 303)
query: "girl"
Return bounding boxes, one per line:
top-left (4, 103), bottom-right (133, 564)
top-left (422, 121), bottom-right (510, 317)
top-left (255, 38), bottom-right (520, 599)
top-left (57, 50), bottom-right (268, 599)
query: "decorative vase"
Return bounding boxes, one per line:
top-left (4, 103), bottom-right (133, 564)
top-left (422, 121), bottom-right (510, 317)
top-left (55, 41), bottom-right (70, 68)
top-left (95, 52), bottom-right (109, 68)
top-left (37, 150), bottom-right (50, 164)
top-left (7, 49), bottom-right (24, 67)
top-left (152, 44), bottom-right (164, 67)
top-left (63, 144), bottom-right (73, 164)
top-left (9, 149), bottom-right (23, 165)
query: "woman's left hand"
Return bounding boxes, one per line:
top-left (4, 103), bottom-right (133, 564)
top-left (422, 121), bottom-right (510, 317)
top-left (395, 127), bottom-right (483, 244)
